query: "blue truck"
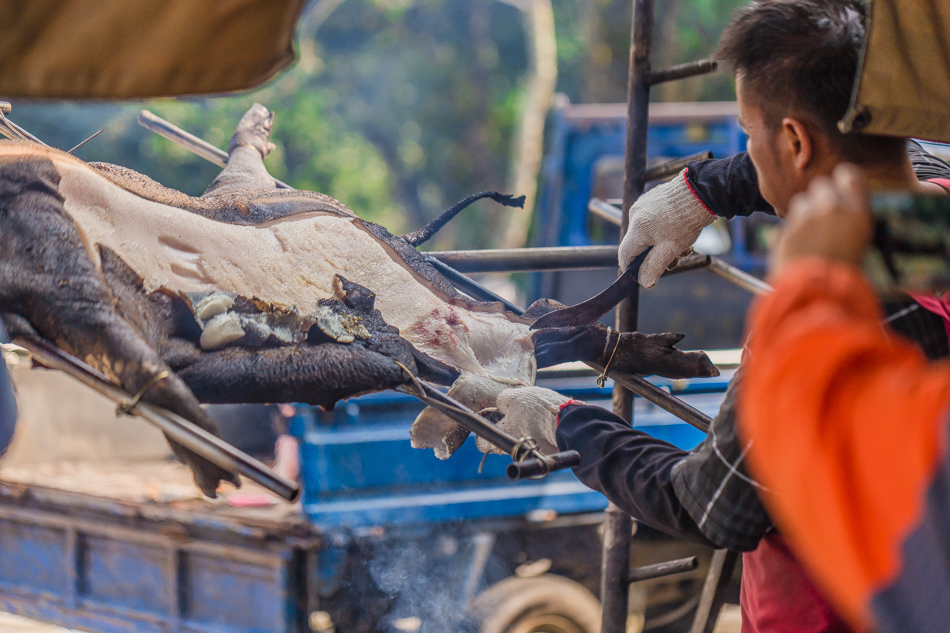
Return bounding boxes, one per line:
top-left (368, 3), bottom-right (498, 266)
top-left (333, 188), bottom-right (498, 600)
top-left (0, 99), bottom-right (762, 633)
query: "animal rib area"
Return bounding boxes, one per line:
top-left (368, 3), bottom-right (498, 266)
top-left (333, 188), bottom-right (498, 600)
top-left (39, 148), bottom-right (535, 390)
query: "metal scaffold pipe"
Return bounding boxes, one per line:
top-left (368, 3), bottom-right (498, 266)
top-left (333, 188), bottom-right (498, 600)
top-left (600, 1), bottom-right (655, 632)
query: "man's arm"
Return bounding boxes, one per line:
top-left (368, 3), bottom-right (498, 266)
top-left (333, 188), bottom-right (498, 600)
top-left (741, 166), bottom-right (950, 632)
top-left (556, 403), bottom-right (717, 548)
top-left (621, 141), bottom-right (950, 287)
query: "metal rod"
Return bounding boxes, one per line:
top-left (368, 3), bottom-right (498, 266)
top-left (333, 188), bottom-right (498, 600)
top-left (642, 150), bottom-right (713, 183)
top-left (602, 1), bottom-right (655, 630)
top-left (406, 379), bottom-right (580, 479)
top-left (66, 129), bottom-right (103, 154)
top-left (425, 256), bottom-right (524, 313)
top-left (649, 58), bottom-right (719, 85)
top-left (708, 256), bottom-right (772, 295)
top-left (588, 199), bottom-right (772, 296)
top-left (689, 549), bottom-right (739, 633)
top-left (0, 101), bottom-right (10, 114)
top-left (423, 258), bottom-right (715, 432)
top-left (429, 245), bottom-right (618, 273)
top-left (666, 252), bottom-right (712, 275)
top-left (0, 110), bottom-right (48, 146)
top-left (589, 198), bottom-right (623, 225)
top-left (138, 110), bottom-right (291, 189)
top-left (506, 450), bottom-right (581, 479)
top-left (15, 335), bottom-right (300, 502)
top-left (626, 556), bottom-right (698, 583)
top-left (611, 371), bottom-right (710, 433)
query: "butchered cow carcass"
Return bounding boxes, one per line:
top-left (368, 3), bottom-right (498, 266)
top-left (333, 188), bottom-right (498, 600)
top-left (0, 104), bottom-right (716, 496)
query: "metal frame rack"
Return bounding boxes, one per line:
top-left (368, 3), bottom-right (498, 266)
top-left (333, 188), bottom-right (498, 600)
top-left (137, 33), bottom-right (748, 626)
top-left (0, 3), bottom-right (760, 622)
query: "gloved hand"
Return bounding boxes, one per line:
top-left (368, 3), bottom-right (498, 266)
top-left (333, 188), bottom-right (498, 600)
top-left (476, 386), bottom-right (577, 456)
top-left (618, 169), bottom-right (716, 288)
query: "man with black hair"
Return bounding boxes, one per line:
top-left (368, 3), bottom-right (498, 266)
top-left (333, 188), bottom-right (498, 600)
top-left (486, 1), bottom-right (950, 630)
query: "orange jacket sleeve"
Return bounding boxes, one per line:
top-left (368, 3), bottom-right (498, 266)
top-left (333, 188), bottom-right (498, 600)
top-left (740, 258), bottom-right (950, 629)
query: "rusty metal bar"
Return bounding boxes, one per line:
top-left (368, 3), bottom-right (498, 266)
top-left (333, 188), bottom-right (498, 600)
top-left (0, 110), bottom-right (48, 146)
top-left (708, 256), bottom-right (772, 295)
top-left (589, 199), bottom-right (773, 296)
top-left (138, 110), bottom-right (291, 189)
top-left (429, 245), bottom-right (618, 272)
top-left (601, 1), bottom-right (655, 631)
top-left (626, 556), bottom-right (698, 583)
top-left (422, 255), bottom-right (715, 433)
top-left (611, 372), bottom-right (710, 433)
top-left (665, 252), bottom-right (712, 274)
top-left (642, 150), bottom-right (713, 182)
top-left (589, 198), bottom-right (624, 226)
top-left (402, 378), bottom-right (581, 480)
top-left (425, 256), bottom-right (524, 312)
top-left (649, 58), bottom-right (719, 85)
top-left (688, 549), bottom-right (739, 633)
top-left (14, 334), bottom-right (300, 502)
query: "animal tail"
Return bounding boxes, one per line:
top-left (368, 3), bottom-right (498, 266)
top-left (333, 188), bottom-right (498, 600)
top-left (402, 191), bottom-right (525, 247)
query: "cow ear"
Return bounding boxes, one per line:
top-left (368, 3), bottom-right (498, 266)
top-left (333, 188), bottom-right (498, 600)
top-left (332, 275), bottom-right (376, 312)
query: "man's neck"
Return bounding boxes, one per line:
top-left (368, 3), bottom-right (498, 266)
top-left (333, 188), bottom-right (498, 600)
top-left (861, 154), bottom-right (938, 195)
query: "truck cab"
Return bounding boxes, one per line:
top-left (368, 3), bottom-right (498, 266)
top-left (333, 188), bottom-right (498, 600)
top-left (532, 97), bottom-right (778, 351)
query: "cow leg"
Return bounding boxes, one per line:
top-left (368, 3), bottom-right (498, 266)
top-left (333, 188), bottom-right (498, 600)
top-left (0, 157), bottom-right (237, 497)
top-left (174, 343), bottom-right (414, 408)
top-left (532, 324), bottom-right (719, 379)
top-left (202, 103), bottom-right (278, 197)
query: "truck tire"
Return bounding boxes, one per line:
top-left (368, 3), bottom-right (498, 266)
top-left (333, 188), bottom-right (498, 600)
top-left (469, 574), bottom-right (602, 633)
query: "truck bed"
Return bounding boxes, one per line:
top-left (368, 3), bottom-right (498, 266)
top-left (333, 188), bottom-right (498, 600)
top-left (0, 460), bottom-right (319, 633)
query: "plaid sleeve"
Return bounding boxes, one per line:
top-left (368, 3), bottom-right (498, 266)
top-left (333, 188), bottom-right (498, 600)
top-left (671, 365), bottom-right (773, 551)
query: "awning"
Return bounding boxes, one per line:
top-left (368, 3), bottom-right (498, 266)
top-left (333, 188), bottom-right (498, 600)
top-left (0, 0), bottom-right (307, 99)
top-left (841, 0), bottom-right (950, 143)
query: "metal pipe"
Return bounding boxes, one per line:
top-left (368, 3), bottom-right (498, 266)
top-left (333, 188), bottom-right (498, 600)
top-left (589, 198), bottom-right (623, 225)
top-left (666, 253), bottom-right (712, 275)
top-left (642, 150), bottom-right (713, 183)
top-left (138, 110), bottom-right (290, 189)
top-left (506, 450), bottom-right (581, 479)
top-left (15, 335), bottom-right (300, 502)
top-left (406, 379), bottom-right (580, 479)
top-left (424, 257), bottom-right (713, 432)
top-left (425, 257), bottom-right (524, 313)
top-left (708, 256), bottom-right (773, 295)
top-left (587, 199), bottom-right (772, 296)
top-left (429, 245), bottom-right (618, 273)
top-left (602, 1), bottom-right (655, 630)
top-left (626, 556), bottom-right (698, 583)
top-left (649, 58), bottom-right (719, 85)
top-left (611, 372), bottom-right (711, 433)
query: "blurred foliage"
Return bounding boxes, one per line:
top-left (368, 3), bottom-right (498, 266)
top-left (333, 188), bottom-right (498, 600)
top-left (9, 0), bottom-right (747, 248)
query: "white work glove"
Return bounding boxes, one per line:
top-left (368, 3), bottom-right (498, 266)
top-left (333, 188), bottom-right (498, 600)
top-left (476, 387), bottom-right (575, 456)
top-left (618, 168), bottom-right (716, 288)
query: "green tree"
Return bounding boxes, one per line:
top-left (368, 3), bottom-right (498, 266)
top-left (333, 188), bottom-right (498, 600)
top-left (8, 0), bottom-right (744, 249)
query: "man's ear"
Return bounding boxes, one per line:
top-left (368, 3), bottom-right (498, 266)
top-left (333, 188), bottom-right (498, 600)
top-left (780, 117), bottom-right (813, 171)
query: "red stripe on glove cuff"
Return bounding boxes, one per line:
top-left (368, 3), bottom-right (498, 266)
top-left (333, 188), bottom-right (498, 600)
top-left (556, 399), bottom-right (585, 426)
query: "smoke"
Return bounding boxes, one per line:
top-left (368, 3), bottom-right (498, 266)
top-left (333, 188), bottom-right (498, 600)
top-left (366, 534), bottom-right (479, 633)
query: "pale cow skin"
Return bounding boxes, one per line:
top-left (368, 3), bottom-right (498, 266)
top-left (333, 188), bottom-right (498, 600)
top-left (0, 104), bottom-right (716, 496)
